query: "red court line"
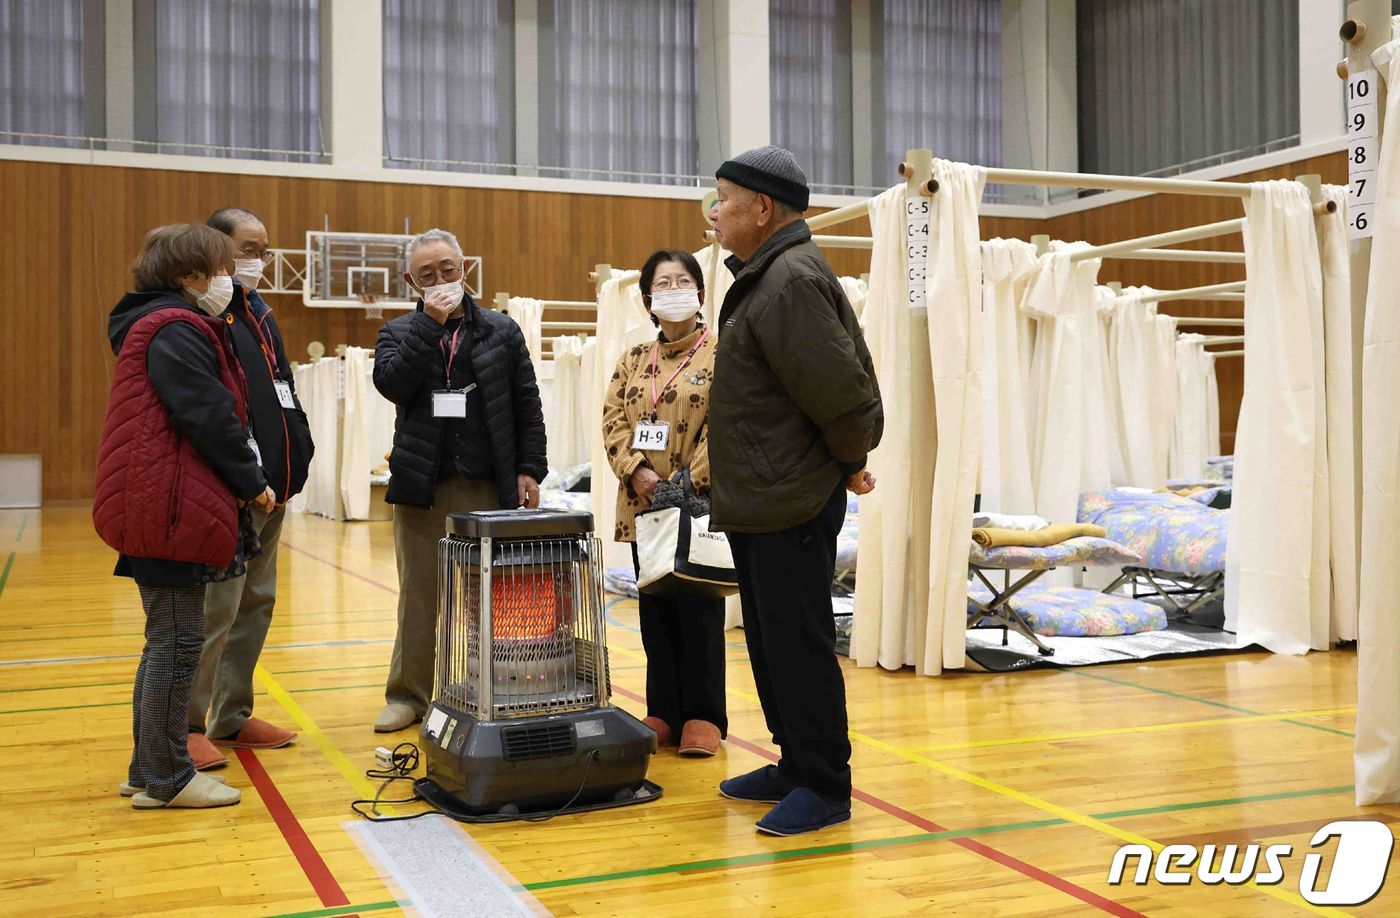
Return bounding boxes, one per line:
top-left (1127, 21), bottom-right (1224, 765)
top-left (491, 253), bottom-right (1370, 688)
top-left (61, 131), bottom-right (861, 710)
top-left (611, 685), bottom-right (1143, 918)
top-left (282, 541), bottom-right (397, 595)
top-left (238, 748), bottom-right (353, 911)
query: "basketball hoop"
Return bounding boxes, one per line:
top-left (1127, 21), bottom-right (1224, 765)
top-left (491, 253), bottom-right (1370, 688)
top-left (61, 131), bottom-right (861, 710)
top-left (359, 292), bottom-right (384, 320)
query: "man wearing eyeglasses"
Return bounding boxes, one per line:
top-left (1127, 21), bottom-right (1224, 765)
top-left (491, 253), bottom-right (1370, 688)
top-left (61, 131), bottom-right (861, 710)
top-left (371, 228), bottom-right (548, 733)
top-left (184, 207), bottom-right (315, 770)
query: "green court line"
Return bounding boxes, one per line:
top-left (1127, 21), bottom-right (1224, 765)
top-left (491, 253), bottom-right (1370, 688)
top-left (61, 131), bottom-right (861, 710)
top-left (0, 552), bottom-right (14, 601)
top-left (0, 608), bottom-right (397, 646)
top-left (15, 515), bottom-right (27, 542)
top-left (268, 901), bottom-right (400, 918)
top-left (0, 677), bottom-right (130, 694)
top-left (1069, 669), bottom-right (1356, 738)
top-left (0, 681), bottom-right (386, 714)
top-left (517, 783), bottom-right (1354, 892)
top-left (0, 699), bottom-right (129, 716)
top-left (1094, 785), bottom-right (1355, 820)
top-left (273, 662), bottom-right (391, 677)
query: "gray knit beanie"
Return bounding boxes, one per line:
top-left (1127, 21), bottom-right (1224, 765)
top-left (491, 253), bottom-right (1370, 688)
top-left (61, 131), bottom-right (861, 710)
top-left (716, 145), bottom-right (810, 212)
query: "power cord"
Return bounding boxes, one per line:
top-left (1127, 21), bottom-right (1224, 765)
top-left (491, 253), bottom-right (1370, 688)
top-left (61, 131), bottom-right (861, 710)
top-left (351, 742), bottom-right (437, 823)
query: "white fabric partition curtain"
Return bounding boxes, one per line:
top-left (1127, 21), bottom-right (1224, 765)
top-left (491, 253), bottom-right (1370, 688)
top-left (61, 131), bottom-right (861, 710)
top-left (921, 160), bottom-right (988, 672)
top-left (1318, 185), bottom-right (1359, 645)
top-left (1151, 315), bottom-right (1181, 480)
top-left (1109, 288), bottom-right (1161, 486)
top-left (588, 272), bottom-right (653, 568)
top-left (1225, 180), bottom-right (1330, 655)
top-left (506, 297), bottom-right (545, 367)
top-left (1171, 336), bottom-right (1217, 482)
top-left (852, 162), bottom-right (985, 676)
top-left (853, 185), bottom-right (933, 671)
top-left (693, 242), bottom-right (735, 329)
top-left (1022, 246), bottom-right (1113, 528)
top-left (979, 238), bottom-right (1039, 514)
top-left (293, 359), bottom-right (343, 520)
top-left (1355, 34), bottom-right (1400, 807)
top-left (340, 348), bottom-right (395, 521)
top-left (838, 276), bottom-right (870, 324)
top-left (546, 336), bottom-right (589, 471)
top-left (1093, 286), bottom-right (1129, 486)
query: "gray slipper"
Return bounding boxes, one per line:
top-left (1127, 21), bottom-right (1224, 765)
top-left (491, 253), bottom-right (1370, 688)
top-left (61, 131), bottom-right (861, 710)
top-left (120, 774), bottom-right (226, 798)
top-left (131, 773), bottom-right (240, 809)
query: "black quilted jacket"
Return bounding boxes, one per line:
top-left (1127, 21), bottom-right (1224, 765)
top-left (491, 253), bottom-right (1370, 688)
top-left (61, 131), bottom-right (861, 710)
top-left (373, 295), bottom-right (548, 509)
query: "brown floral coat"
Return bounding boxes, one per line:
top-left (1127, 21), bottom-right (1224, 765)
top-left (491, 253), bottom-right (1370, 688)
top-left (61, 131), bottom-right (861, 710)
top-left (601, 325), bottom-right (715, 542)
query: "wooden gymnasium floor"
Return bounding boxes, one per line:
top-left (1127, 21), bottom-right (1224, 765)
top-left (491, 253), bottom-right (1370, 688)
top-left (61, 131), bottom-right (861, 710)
top-left (1, 505), bottom-right (1396, 917)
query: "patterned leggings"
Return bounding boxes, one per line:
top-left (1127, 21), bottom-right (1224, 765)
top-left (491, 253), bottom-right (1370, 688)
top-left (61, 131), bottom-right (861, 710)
top-left (128, 585), bottom-right (206, 801)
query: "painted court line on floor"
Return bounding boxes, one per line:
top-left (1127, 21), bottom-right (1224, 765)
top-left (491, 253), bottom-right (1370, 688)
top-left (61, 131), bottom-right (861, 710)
top-left (0, 637), bottom-right (393, 669)
top-left (1070, 669), bottom-right (1357, 738)
top-left (0, 551), bottom-right (14, 601)
top-left (283, 541), bottom-right (398, 594)
top-left (255, 663), bottom-right (380, 800)
top-left (240, 748), bottom-right (352, 910)
top-left (610, 683), bottom-right (1144, 918)
top-left (849, 729), bottom-right (1349, 917)
top-left (906, 705), bottom-right (1358, 752)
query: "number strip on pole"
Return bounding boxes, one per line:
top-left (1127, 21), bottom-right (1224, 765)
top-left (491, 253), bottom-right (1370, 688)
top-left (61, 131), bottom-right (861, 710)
top-left (1348, 69), bottom-right (1379, 240)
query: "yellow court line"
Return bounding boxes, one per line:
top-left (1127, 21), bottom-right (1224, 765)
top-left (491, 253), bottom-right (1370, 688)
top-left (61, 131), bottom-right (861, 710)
top-left (907, 707), bottom-right (1358, 752)
top-left (254, 663), bottom-right (379, 800)
top-left (849, 730), bottom-right (1349, 917)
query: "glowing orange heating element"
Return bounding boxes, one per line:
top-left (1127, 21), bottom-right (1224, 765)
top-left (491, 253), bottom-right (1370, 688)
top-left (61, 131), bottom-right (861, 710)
top-left (491, 573), bottom-right (563, 641)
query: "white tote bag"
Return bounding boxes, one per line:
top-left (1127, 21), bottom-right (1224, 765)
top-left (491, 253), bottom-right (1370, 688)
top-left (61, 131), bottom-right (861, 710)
top-left (634, 472), bottom-right (738, 598)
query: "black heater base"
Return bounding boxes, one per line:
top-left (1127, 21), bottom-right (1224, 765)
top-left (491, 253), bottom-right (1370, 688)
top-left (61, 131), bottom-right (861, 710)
top-left (417, 703), bottom-right (662, 821)
top-left (414, 775), bottom-right (663, 823)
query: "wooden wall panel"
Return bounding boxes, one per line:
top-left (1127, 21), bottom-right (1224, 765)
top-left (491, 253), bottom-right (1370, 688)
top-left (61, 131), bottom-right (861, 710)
top-left (0, 153), bottom-right (1340, 499)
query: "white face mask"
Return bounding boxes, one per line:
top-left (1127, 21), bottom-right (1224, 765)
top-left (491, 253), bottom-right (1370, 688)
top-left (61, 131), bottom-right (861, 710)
top-left (187, 274), bottom-right (234, 316)
top-left (421, 279), bottom-right (465, 310)
top-left (234, 258), bottom-right (264, 287)
top-left (650, 288), bottom-right (701, 322)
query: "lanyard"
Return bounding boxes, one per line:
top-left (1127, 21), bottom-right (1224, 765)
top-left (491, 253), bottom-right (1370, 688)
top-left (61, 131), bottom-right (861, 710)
top-left (247, 309), bottom-right (281, 379)
top-left (651, 327), bottom-right (708, 413)
top-left (439, 324), bottom-right (463, 387)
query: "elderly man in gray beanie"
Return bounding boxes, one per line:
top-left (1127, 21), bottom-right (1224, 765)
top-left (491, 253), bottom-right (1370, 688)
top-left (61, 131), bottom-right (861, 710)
top-left (706, 145), bottom-right (883, 836)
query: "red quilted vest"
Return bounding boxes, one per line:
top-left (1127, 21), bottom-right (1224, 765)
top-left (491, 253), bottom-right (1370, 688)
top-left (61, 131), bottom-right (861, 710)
top-left (92, 308), bottom-right (250, 566)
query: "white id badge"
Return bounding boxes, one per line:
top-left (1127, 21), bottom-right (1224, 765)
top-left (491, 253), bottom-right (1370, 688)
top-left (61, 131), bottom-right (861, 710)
top-left (247, 437), bottom-right (262, 466)
top-left (631, 421), bottom-right (670, 452)
top-left (273, 379), bottom-right (296, 409)
top-left (433, 389), bottom-right (468, 418)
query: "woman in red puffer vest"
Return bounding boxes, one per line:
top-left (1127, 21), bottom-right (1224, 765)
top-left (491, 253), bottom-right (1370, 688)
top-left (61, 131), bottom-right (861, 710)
top-left (94, 223), bottom-right (275, 811)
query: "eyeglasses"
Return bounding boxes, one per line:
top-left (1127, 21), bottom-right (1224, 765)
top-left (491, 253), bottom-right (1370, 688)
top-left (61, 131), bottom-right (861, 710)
top-left (649, 276), bottom-right (698, 294)
top-left (237, 248), bottom-right (275, 264)
top-left (413, 264), bottom-right (463, 286)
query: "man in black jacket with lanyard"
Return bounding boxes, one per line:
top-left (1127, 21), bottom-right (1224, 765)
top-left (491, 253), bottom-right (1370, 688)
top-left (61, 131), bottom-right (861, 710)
top-left (185, 207), bottom-right (315, 770)
top-left (372, 228), bottom-right (548, 733)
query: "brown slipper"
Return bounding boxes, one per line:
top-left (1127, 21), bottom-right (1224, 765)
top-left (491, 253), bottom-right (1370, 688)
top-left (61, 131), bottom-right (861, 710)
top-left (642, 716), bottom-right (674, 749)
top-left (211, 717), bottom-right (298, 750)
top-left (678, 720), bottom-right (722, 757)
top-left (187, 731), bottom-right (230, 771)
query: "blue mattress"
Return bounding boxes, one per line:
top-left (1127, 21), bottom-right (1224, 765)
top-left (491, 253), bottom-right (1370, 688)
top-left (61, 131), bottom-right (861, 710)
top-left (1077, 489), bottom-right (1228, 576)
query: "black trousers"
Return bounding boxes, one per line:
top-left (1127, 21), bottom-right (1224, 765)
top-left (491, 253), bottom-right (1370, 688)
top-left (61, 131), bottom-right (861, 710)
top-left (727, 484), bottom-right (851, 800)
top-left (630, 546), bottom-right (728, 738)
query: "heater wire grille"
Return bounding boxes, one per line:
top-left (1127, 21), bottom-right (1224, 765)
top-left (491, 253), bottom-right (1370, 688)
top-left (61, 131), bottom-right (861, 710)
top-left (437, 533), bottom-right (610, 720)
